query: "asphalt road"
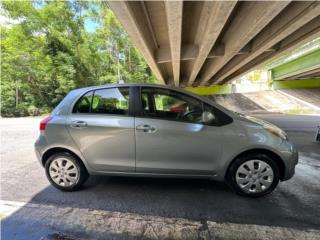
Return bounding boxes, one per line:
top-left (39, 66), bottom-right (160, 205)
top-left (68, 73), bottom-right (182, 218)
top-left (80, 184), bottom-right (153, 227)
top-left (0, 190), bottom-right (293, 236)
top-left (1, 114), bottom-right (320, 236)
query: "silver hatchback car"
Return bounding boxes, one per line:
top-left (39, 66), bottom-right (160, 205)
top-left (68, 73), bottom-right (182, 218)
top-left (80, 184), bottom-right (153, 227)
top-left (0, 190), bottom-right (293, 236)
top-left (35, 84), bottom-right (298, 197)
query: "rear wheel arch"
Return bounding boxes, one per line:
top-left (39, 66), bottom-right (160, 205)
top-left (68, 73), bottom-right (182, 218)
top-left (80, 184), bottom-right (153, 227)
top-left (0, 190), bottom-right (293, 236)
top-left (41, 147), bottom-right (89, 174)
top-left (225, 148), bottom-right (285, 181)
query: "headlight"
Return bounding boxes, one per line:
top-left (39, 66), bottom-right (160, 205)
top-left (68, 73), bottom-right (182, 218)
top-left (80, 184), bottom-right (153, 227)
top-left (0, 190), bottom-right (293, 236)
top-left (264, 126), bottom-right (287, 140)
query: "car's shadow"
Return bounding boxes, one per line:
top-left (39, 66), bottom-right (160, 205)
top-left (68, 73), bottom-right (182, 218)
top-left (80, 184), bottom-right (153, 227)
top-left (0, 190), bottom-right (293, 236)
top-left (25, 174), bottom-right (319, 230)
top-left (2, 172), bottom-right (320, 240)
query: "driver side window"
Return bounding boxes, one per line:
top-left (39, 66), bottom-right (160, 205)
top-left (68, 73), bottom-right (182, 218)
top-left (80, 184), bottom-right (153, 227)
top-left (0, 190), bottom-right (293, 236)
top-left (141, 88), bottom-right (204, 123)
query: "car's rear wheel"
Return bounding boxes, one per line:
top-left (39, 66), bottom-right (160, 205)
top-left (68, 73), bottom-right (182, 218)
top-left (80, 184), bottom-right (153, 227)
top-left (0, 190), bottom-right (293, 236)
top-left (45, 152), bottom-right (88, 191)
top-left (227, 154), bottom-right (280, 197)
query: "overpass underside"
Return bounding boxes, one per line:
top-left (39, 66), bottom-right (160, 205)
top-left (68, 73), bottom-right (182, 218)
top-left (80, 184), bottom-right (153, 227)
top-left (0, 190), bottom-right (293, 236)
top-left (109, 1), bottom-right (320, 87)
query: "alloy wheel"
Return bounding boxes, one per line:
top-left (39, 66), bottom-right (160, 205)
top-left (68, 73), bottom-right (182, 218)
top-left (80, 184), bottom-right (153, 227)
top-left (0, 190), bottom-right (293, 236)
top-left (49, 158), bottom-right (79, 187)
top-left (235, 160), bottom-right (274, 193)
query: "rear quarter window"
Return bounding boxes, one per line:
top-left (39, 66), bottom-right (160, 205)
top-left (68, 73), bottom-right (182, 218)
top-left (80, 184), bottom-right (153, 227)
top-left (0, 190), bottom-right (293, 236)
top-left (52, 90), bottom-right (82, 116)
top-left (73, 91), bottom-right (93, 113)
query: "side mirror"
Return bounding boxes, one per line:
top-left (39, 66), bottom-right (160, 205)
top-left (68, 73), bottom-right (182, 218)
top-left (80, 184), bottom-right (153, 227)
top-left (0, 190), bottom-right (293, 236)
top-left (202, 111), bottom-right (215, 123)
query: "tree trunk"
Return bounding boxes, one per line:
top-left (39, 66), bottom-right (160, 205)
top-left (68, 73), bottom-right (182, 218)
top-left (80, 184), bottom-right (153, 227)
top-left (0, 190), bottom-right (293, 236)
top-left (128, 46), bottom-right (131, 71)
top-left (15, 82), bottom-right (19, 108)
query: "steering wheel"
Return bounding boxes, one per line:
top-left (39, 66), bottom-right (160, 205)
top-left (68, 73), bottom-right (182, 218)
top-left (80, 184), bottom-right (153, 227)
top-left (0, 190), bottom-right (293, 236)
top-left (180, 110), bottom-right (202, 122)
top-left (182, 110), bottom-right (196, 118)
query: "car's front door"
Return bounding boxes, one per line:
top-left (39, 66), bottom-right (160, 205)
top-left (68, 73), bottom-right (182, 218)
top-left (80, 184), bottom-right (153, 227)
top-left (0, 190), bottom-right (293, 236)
top-left (134, 87), bottom-right (223, 176)
top-left (67, 87), bottom-right (135, 172)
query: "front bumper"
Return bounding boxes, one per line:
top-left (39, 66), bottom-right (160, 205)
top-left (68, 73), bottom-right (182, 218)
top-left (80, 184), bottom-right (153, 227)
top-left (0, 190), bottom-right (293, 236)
top-left (281, 142), bottom-right (299, 181)
top-left (316, 126), bottom-right (320, 142)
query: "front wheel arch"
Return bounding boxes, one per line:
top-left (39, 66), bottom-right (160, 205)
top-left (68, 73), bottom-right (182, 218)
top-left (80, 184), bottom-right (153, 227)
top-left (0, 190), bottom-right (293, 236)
top-left (225, 148), bottom-right (285, 181)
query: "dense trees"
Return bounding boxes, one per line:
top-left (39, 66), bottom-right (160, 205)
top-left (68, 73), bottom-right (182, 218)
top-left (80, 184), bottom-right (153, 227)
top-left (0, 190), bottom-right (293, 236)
top-left (1, 1), bottom-right (157, 117)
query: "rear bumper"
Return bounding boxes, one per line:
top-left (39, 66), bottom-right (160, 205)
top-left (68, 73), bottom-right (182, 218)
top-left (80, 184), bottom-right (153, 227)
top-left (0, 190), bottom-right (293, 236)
top-left (34, 134), bottom-right (48, 166)
top-left (34, 147), bottom-right (42, 165)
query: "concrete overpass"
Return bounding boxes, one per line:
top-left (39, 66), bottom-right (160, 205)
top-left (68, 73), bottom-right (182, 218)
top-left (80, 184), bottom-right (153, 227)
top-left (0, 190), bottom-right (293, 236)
top-left (108, 1), bottom-right (320, 87)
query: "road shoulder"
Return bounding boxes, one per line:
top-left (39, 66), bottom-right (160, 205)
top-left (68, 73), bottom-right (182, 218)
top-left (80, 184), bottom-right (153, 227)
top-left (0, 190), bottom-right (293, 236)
top-left (1, 200), bottom-right (319, 240)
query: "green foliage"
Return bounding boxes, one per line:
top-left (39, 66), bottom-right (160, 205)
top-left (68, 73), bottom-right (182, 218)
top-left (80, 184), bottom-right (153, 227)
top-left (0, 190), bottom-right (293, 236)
top-left (1, 0), bottom-right (158, 117)
top-left (245, 70), bottom-right (265, 82)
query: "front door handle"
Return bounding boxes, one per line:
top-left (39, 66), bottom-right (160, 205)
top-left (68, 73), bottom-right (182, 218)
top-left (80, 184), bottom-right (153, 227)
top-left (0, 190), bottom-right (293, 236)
top-left (136, 124), bottom-right (157, 133)
top-left (70, 121), bottom-right (88, 129)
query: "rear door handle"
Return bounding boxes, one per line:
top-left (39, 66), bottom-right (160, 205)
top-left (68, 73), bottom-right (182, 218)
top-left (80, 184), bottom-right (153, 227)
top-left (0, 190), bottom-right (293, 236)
top-left (136, 124), bottom-right (157, 133)
top-left (70, 121), bottom-right (88, 128)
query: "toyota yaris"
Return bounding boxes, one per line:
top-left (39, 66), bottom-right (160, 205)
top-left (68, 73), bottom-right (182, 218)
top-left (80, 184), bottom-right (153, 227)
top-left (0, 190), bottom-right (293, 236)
top-left (35, 84), bottom-right (298, 197)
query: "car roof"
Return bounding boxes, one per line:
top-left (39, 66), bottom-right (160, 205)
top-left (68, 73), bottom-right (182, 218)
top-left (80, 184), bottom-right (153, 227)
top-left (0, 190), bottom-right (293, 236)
top-left (73, 83), bottom-right (208, 102)
top-left (74, 83), bottom-right (183, 92)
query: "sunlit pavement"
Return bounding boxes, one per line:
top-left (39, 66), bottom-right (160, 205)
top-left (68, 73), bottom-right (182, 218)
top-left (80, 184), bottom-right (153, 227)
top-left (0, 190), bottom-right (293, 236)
top-left (1, 114), bottom-right (320, 239)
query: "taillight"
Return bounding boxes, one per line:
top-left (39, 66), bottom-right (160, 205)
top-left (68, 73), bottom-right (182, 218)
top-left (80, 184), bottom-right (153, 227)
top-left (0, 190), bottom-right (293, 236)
top-left (40, 116), bottom-right (52, 131)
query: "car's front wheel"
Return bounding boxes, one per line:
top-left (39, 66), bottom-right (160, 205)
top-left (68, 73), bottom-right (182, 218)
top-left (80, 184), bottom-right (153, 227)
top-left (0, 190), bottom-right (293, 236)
top-left (45, 152), bottom-right (88, 191)
top-left (227, 154), bottom-right (280, 197)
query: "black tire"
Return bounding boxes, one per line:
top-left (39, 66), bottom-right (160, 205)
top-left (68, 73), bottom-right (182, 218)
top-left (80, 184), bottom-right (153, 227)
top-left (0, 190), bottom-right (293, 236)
top-left (227, 154), bottom-right (280, 197)
top-left (45, 152), bottom-right (88, 191)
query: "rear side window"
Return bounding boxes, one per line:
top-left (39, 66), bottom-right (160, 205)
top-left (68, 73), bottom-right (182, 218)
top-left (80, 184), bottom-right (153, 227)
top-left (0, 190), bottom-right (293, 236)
top-left (91, 88), bottom-right (129, 115)
top-left (73, 87), bottom-right (129, 116)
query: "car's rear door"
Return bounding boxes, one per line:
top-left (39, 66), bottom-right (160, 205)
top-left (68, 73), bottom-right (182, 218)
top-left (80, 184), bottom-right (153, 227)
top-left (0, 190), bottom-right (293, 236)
top-left (67, 86), bottom-right (135, 172)
top-left (134, 87), bottom-right (223, 176)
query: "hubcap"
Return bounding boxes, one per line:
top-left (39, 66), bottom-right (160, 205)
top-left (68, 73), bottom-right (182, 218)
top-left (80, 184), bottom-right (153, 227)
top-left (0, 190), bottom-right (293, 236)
top-left (49, 158), bottom-right (79, 187)
top-left (235, 160), bottom-right (274, 193)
